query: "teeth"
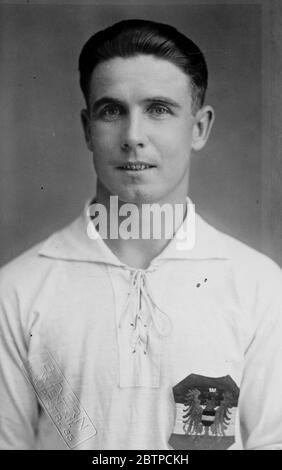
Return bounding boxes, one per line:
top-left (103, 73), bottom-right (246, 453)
top-left (121, 163), bottom-right (151, 170)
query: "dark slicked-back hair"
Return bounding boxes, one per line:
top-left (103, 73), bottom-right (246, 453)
top-left (79, 19), bottom-right (208, 115)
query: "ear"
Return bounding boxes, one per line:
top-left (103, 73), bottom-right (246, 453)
top-left (81, 109), bottom-right (93, 152)
top-left (191, 105), bottom-right (215, 151)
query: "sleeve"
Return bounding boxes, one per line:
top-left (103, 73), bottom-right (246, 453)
top-left (0, 274), bottom-right (39, 449)
top-left (239, 261), bottom-right (282, 450)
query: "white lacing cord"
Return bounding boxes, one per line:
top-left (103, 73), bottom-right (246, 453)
top-left (118, 268), bottom-right (172, 355)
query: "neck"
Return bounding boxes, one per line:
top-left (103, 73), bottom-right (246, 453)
top-left (92, 184), bottom-right (188, 269)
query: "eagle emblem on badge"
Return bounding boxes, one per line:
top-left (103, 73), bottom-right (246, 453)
top-left (183, 387), bottom-right (234, 436)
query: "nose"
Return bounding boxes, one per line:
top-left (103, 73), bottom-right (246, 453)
top-left (120, 110), bottom-right (148, 151)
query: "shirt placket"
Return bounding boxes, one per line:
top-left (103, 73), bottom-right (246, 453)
top-left (110, 267), bottom-right (171, 388)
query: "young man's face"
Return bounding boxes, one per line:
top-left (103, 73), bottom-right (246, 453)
top-left (82, 54), bottom-right (213, 205)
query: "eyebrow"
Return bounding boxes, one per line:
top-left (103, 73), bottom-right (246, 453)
top-left (91, 96), bottom-right (182, 113)
top-left (145, 97), bottom-right (181, 108)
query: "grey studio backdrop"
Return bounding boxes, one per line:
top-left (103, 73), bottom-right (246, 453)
top-left (0, 1), bottom-right (281, 268)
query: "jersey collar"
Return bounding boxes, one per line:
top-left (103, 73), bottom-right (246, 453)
top-left (38, 197), bottom-right (230, 265)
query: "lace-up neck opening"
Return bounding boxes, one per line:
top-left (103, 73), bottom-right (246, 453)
top-left (119, 267), bottom-right (172, 356)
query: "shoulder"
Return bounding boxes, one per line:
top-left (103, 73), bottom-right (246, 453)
top-left (195, 213), bottom-right (282, 315)
top-left (208, 224), bottom-right (282, 319)
top-left (0, 241), bottom-right (46, 290)
top-left (195, 213), bottom-right (281, 280)
top-left (199, 220), bottom-right (282, 331)
top-left (218, 229), bottom-right (282, 285)
top-left (0, 221), bottom-right (76, 296)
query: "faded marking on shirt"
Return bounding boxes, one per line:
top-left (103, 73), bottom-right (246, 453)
top-left (22, 350), bottom-right (97, 448)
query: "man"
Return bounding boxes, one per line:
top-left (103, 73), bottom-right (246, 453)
top-left (0, 19), bottom-right (282, 450)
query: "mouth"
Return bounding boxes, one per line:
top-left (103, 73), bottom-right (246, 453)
top-left (117, 162), bottom-right (156, 171)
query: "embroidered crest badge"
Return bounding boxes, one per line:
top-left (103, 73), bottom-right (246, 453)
top-left (169, 374), bottom-right (240, 450)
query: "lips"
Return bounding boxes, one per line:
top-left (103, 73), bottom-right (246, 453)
top-left (117, 162), bottom-right (156, 171)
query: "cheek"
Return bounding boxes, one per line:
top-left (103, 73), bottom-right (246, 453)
top-left (155, 130), bottom-right (192, 164)
top-left (90, 124), bottom-right (118, 151)
top-left (155, 122), bottom-right (192, 149)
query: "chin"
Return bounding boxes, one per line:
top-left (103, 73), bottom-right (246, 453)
top-left (116, 188), bottom-right (161, 206)
top-left (98, 178), bottom-right (166, 206)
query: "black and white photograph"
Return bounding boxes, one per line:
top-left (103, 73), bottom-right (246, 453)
top-left (0, 0), bottom-right (281, 453)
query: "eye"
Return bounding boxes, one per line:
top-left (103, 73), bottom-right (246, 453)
top-left (99, 104), bottom-right (122, 121)
top-left (148, 103), bottom-right (172, 117)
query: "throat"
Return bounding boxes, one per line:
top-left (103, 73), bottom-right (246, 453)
top-left (102, 237), bottom-right (169, 269)
top-left (90, 191), bottom-right (188, 268)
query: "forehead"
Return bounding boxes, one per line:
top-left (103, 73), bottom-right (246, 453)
top-left (88, 54), bottom-right (192, 104)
